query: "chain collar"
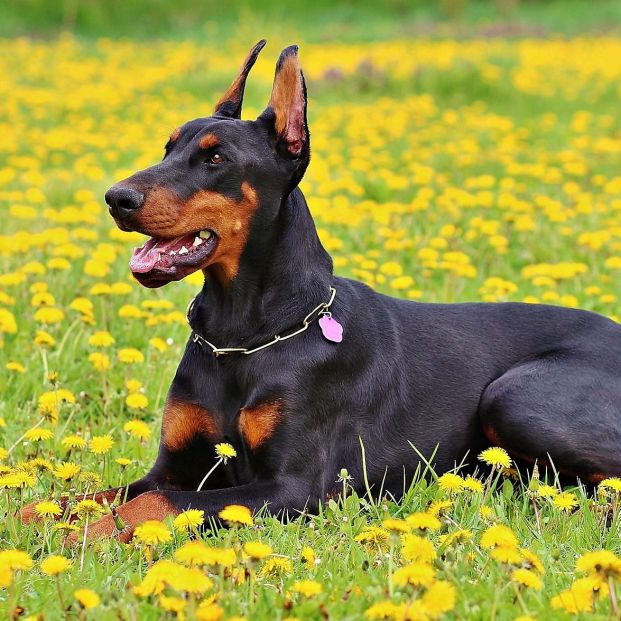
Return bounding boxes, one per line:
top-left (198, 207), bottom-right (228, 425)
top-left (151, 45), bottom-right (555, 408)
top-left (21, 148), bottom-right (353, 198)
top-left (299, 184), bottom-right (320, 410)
top-left (187, 287), bottom-right (337, 357)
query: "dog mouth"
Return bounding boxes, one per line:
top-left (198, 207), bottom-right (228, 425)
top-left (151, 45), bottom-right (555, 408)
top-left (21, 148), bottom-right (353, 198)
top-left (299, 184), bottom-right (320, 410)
top-left (129, 229), bottom-right (218, 287)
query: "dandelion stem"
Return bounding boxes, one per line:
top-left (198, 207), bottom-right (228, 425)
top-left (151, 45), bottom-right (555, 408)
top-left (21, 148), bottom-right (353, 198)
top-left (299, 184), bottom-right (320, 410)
top-left (80, 517), bottom-right (89, 571)
top-left (197, 458), bottom-right (223, 491)
top-left (609, 575), bottom-right (618, 615)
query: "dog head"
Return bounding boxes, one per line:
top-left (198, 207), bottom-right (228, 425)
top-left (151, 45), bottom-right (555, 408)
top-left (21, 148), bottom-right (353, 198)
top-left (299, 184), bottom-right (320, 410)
top-left (105, 40), bottom-right (309, 288)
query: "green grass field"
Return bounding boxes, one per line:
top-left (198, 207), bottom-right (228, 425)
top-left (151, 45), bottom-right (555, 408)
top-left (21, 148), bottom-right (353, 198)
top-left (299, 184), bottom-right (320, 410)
top-left (1, 1), bottom-right (621, 619)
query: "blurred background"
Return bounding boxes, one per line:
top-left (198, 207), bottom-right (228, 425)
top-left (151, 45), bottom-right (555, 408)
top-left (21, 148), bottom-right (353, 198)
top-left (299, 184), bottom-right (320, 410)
top-left (2, 0), bottom-right (621, 39)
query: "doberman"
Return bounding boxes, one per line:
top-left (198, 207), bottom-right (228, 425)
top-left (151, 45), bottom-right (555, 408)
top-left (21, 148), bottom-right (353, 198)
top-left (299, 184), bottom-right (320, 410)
top-left (25, 41), bottom-right (621, 541)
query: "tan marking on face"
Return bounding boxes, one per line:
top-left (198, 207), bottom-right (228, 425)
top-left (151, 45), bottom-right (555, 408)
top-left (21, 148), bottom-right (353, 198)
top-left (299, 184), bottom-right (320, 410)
top-left (162, 397), bottom-right (220, 451)
top-left (238, 400), bottom-right (284, 451)
top-left (269, 54), bottom-right (302, 136)
top-left (134, 182), bottom-right (259, 283)
top-left (169, 127), bottom-right (181, 142)
top-left (199, 133), bottom-right (219, 150)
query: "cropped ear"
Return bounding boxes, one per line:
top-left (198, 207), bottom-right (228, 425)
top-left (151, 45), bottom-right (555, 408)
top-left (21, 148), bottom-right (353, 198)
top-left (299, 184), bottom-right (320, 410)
top-left (260, 45), bottom-right (308, 157)
top-left (213, 39), bottom-right (267, 119)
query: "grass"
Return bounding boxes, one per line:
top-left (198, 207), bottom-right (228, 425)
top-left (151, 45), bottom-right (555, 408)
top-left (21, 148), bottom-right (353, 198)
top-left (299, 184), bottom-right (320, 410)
top-left (2, 2), bottom-right (621, 619)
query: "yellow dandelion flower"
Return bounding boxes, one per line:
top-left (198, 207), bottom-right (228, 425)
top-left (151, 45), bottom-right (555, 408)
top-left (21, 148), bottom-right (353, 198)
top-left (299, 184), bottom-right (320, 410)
top-left (149, 337), bottom-right (168, 352)
top-left (24, 428), bottom-right (54, 442)
top-left (125, 393), bottom-right (149, 410)
top-left (479, 447), bottom-right (511, 469)
top-left (6, 362), bottom-right (25, 373)
top-left (173, 509), bottom-right (204, 533)
top-left (53, 461), bottom-right (81, 480)
top-left (354, 526), bottom-right (390, 547)
top-left (243, 541), bottom-right (272, 560)
top-left (260, 557), bottom-right (293, 577)
top-left (576, 550), bottom-right (621, 580)
top-left (40, 555), bottom-right (72, 576)
top-left (481, 524), bottom-right (518, 550)
top-left (439, 529), bottom-right (473, 547)
top-left (88, 331), bottom-right (115, 347)
top-left (364, 600), bottom-right (404, 619)
top-left (62, 435), bottom-right (86, 450)
top-left (437, 472), bottom-right (465, 493)
top-left (393, 562), bottom-right (435, 587)
top-left (423, 580), bottom-right (457, 616)
top-left (291, 579), bottom-right (323, 597)
top-left (536, 484), bottom-right (558, 498)
top-left (125, 378), bottom-right (143, 393)
top-left (0, 549), bottom-right (33, 571)
top-left (196, 601), bottom-right (224, 621)
top-left (88, 352), bottom-right (110, 371)
top-left (118, 348), bottom-right (144, 364)
top-left (34, 500), bottom-right (62, 518)
top-left (427, 499), bottom-right (453, 517)
top-left (159, 595), bottom-right (186, 615)
top-left (74, 588), bottom-right (100, 609)
top-left (123, 419), bottom-right (150, 439)
top-left (89, 435), bottom-right (114, 455)
top-left (491, 546), bottom-right (523, 564)
top-left (134, 520), bottom-right (172, 546)
top-left (520, 548), bottom-right (545, 574)
top-left (381, 518), bottom-right (411, 533)
top-left (512, 568), bottom-right (543, 590)
top-left (301, 546), bottom-right (316, 568)
top-left (401, 534), bottom-right (437, 563)
top-left (599, 477), bottom-right (621, 494)
top-left (115, 457), bottom-right (132, 467)
top-left (462, 475), bottom-right (484, 493)
top-left (72, 499), bottom-right (105, 520)
top-left (406, 512), bottom-right (441, 531)
top-left (218, 504), bottom-right (253, 527)
top-left (552, 491), bottom-right (578, 513)
top-left (215, 442), bottom-right (237, 462)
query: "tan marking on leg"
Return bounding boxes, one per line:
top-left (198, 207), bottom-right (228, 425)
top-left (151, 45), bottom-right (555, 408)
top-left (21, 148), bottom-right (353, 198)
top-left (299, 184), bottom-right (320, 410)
top-left (75, 492), bottom-right (178, 544)
top-left (238, 401), bottom-right (284, 451)
top-left (198, 133), bottom-right (220, 150)
top-left (162, 397), bottom-right (220, 451)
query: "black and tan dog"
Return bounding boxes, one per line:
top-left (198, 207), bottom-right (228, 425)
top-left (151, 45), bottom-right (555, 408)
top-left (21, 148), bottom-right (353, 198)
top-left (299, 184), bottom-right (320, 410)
top-left (27, 41), bottom-right (621, 540)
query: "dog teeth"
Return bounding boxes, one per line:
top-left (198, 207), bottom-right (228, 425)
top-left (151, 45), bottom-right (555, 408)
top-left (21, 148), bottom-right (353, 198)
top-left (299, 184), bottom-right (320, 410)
top-left (169, 250), bottom-right (176, 255)
top-left (199, 230), bottom-right (212, 239)
top-left (193, 236), bottom-right (203, 247)
top-left (157, 253), bottom-right (162, 262)
top-left (179, 246), bottom-right (189, 255)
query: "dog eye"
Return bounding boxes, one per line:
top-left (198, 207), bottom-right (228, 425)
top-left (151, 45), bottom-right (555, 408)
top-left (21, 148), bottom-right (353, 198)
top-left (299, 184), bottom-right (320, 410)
top-left (207, 153), bottom-right (223, 165)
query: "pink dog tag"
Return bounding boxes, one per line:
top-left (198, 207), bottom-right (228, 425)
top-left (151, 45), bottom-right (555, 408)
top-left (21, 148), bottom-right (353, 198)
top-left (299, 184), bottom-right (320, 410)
top-left (319, 315), bottom-right (343, 343)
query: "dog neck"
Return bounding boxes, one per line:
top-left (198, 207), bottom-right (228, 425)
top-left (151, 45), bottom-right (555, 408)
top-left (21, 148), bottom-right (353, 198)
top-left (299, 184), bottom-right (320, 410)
top-left (189, 187), bottom-right (334, 347)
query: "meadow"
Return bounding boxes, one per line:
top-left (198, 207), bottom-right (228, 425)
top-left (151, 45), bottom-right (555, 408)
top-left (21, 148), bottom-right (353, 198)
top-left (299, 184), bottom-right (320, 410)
top-left (2, 4), bottom-right (621, 619)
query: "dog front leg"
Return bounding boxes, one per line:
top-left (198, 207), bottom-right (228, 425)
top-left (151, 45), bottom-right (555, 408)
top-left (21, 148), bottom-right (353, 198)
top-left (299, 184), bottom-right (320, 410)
top-left (76, 478), bottom-right (314, 543)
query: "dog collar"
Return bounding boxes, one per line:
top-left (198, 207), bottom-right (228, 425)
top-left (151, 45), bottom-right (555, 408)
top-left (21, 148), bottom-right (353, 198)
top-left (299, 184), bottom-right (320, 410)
top-left (187, 286), bottom-right (339, 357)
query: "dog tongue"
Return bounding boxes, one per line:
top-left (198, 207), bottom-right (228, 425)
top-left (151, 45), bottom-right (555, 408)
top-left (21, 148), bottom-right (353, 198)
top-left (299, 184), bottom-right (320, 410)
top-left (129, 235), bottom-right (191, 273)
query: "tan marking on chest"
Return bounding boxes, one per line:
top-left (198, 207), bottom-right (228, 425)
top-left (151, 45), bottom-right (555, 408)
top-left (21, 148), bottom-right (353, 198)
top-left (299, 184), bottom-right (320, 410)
top-left (162, 397), bottom-right (220, 451)
top-left (238, 401), bottom-right (284, 450)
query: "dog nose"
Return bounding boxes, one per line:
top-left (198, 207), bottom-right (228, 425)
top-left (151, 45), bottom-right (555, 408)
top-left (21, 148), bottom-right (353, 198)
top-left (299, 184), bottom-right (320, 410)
top-left (105, 186), bottom-right (144, 219)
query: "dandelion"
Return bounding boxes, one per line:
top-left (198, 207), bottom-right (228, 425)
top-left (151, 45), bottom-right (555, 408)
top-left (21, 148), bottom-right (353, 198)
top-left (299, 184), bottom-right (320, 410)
top-left (74, 588), bottom-right (100, 609)
top-left (354, 526), bottom-right (390, 547)
top-left (62, 435), bottom-right (86, 450)
top-left (173, 509), bottom-right (204, 533)
top-left (72, 499), bottom-right (105, 520)
top-left (134, 520), bottom-right (172, 546)
top-left (53, 461), bottom-right (81, 480)
top-left (301, 546), bottom-right (317, 568)
top-left (88, 331), bottom-right (115, 347)
top-left (480, 524), bottom-right (518, 550)
top-left (406, 512), bottom-right (441, 531)
top-left (553, 491), bottom-right (579, 513)
top-left (479, 447), bottom-right (512, 470)
top-left (437, 472), bottom-right (464, 494)
top-left (243, 542), bottom-right (272, 561)
top-left (118, 348), bottom-right (144, 364)
top-left (24, 428), bottom-right (54, 442)
top-left (291, 579), bottom-right (323, 597)
top-left (34, 500), bottom-right (62, 519)
top-left (41, 555), bottom-right (72, 576)
top-left (125, 393), bottom-right (149, 410)
top-left (423, 580), bottom-right (457, 616)
top-left (196, 601), bottom-right (224, 621)
top-left (159, 595), bottom-right (186, 615)
top-left (89, 435), bottom-right (114, 455)
top-left (197, 443), bottom-right (237, 491)
top-left (123, 419), bottom-right (150, 439)
top-left (260, 557), bottom-right (293, 577)
top-left (393, 562), bottom-right (435, 587)
top-left (218, 504), bottom-right (253, 527)
top-left (536, 484), bottom-right (558, 498)
top-left (511, 568), bottom-right (543, 590)
top-left (401, 534), bottom-right (437, 563)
